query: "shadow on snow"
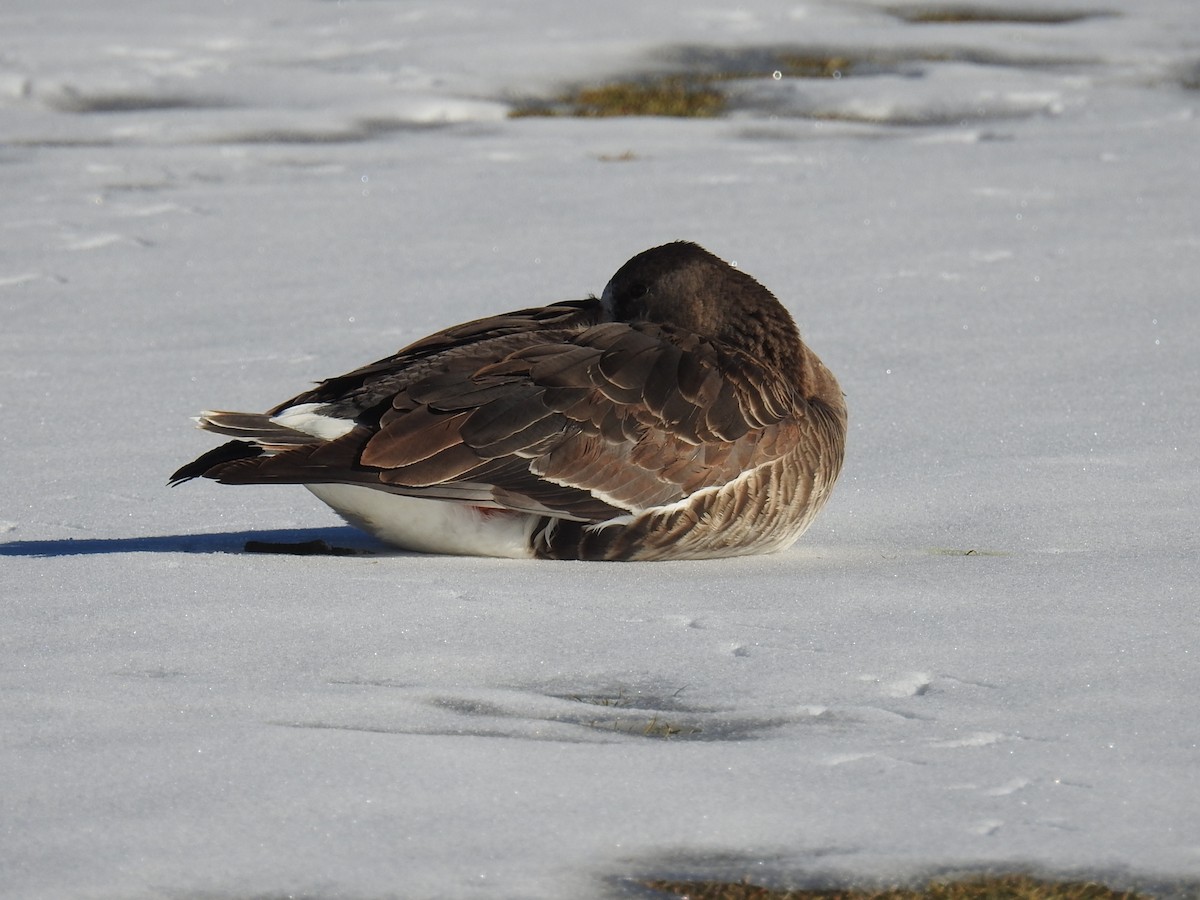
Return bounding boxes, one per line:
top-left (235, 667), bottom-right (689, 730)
top-left (0, 527), bottom-right (387, 558)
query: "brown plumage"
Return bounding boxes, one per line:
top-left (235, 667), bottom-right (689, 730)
top-left (171, 242), bottom-right (846, 560)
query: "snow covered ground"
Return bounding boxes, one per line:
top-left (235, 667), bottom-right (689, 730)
top-left (2, 1), bottom-right (1199, 897)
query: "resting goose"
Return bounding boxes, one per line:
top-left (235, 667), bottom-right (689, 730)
top-left (171, 242), bottom-right (846, 560)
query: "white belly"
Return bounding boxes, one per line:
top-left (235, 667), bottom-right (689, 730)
top-left (305, 484), bottom-right (538, 559)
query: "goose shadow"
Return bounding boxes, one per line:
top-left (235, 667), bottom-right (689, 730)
top-left (0, 527), bottom-right (392, 558)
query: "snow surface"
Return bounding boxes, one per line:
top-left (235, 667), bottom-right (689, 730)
top-left (2, 1), bottom-right (1199, 897)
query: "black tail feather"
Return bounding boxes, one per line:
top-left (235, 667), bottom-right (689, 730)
top-left (169, 440), bottom-right (265, 485)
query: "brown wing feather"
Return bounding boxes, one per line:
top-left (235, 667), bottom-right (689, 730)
top-left (269, 301), bottom-right (600, 416)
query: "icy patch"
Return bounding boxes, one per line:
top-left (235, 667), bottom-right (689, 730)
top-left (930, 731), bottom-right (1009, 749)
top-left (0, 273), bottom-right (41, 288)
top-left (305, 682), bottom-right (837, 743)
top-left (882, 672), bottom-right (933, 698)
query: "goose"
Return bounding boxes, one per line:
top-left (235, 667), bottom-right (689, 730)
top-left (171, 241), bottom-right (846, 560)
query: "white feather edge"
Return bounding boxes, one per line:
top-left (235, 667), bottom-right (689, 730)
top-left (268, 402), bottom-right (358, 440)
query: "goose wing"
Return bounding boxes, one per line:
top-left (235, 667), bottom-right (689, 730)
top-left (175, 303), bottom-right (810, 524)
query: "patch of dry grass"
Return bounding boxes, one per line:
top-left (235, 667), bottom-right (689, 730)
top-left (511, 76), bottom-right (726, 118)
top-left (768, 54), bottom-right (855, 79)
top-left (509, 55), bottom-right (854, 119)
top-left (886, 7), bottom-right (1105, 24)
top-left (641, 874), bottom-right (1151, 900)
